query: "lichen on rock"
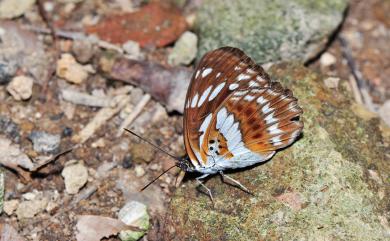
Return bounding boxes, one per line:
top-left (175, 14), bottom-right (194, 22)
top-left (195, 0), bottom-right (348, 63)
top-left (166, 63), bottom-right (390, 240)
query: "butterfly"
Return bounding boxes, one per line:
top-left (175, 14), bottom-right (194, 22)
top-left (179, 47), bottom-right (303, 199)
top-left (126, 46), bottom-right (303, 201)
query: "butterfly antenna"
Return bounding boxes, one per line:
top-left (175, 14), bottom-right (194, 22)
top-left (124, 128), bottom-right (181, 162)
top-left (140, 164), bottom-right (176, 191)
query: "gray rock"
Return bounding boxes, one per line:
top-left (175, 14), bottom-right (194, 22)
top-left (0, 115), bottom-right (20, 142)
top-left (0, 22), bottom-right (54, 85)
top-left (0, 61), bottom-right (17, 85)
top-left (122, 40), bottom-right (142, 60)
top-left (29, 131), bottom-right (61, 154)
top-left (0, 136), bottom-right (34, 171)
top-left (195, 0), bottom-right (348, 63)
top-left (168, 31), bottom-right (198, 66)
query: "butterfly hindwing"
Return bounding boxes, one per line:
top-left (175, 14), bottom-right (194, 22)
top-left (183, 47), bottom-right (303, 172)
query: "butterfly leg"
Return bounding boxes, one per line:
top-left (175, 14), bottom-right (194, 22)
top-left (196, 174), bottom-right (214, 203)
top-left (219, 171), bottom-right (254, 195)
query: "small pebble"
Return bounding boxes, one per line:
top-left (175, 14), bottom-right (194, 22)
top-left (134, 165), bottom-right (145, 177)
top-left (122, 155), bottom-right (133, 169)
top-left (72, 40), bottom-right (95, 63)
top-left (91, 138), bottom-right (105, 148)
top-left (118, 201), bottom-right (149, 241)
top-left (56, 53), bottom-right (89, 84)
top-left (168, 31), bottom-right (198, 66)
top-left (62, 126), bottom-right (73, 137)
top-left (320, 52), bottom-right (337, 67)
top-left (323, 77), bottom-right (340, 89)
top-left (15, 198), bottom-right (48, 219)
top-left (122, 40), bottom-right (142, 59)
top-left (61, 161), bottom-right (88, 194)
top-left (3, 199), bottom-right (19, 216)
top-left (0, 61), bottom-right (17, 85)
top-left (29, 131), bottom-right (61, 154)
top-left (6, 75), bottom-right (33, 100)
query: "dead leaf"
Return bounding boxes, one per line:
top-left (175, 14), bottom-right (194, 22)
top-left (76, 215), bottom-right (136, 241)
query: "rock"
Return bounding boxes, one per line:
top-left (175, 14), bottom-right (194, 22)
top-left (6, 75), bottom-right (34, 100)
top-left (168, 31), bottom-right (198, 66)
top-left (0, 115), bottom-right (20, 142)
top-left (195, 0), bottom-right (348, 63)
top-left (15, 198), bottom-right (48, 219)
top-left (72, 40), bottom-right (95, 64)
top-left (28, 131), bottom-right (61, 154)
top-left (0, 61), bottom-right (17, 85)
top-left (118, 201), bottom-right (150, 241)
top-left (122, 40), bottom-right (142, 60)
top-left (0, 136), bottom-right (34, 171)
top-left (379, 100), bottom-right (390, 127)
top-left (166, 63), bottom-right (390, 240)
top-left (0, 22), bottom-right (53, 85)
top-left (130, 143), bottom-right (155, 163)
top-left (0, 0), bottom-right (35, 19)
top-left (134, 165), bottom-right (145, 177)
top-left (122, 155), bottom-right (133, 169)
top-left (320, 52), bottom-right (337, 67)
top-left (61, 161), bottom-right (88, 194)
top-left (0, 169), bottom-right (3, 214)
top-left (56, 53), bottom-right (89, 84)
top-left (323, 77), bottom-right (340, 89)
top-left (3, 199), bottom-right (19, 215)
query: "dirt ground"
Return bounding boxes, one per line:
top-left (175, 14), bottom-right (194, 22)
top-left (0, 0), bottom-right (388, 240)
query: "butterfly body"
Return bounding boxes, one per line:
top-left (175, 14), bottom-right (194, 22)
top-left (182, 47), bottom-right (303, 178)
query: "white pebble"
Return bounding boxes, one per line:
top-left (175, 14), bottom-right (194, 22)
top-left (6, 75), bottom-right (33, 101)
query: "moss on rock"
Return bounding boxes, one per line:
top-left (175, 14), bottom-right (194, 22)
top-left (166, 63), bottom-right (390, 240)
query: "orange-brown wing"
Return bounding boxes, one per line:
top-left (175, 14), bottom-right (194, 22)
top-left (199, 83), bottom-right (303, 170)
top-left (183, 47), bottom-right (271, 169)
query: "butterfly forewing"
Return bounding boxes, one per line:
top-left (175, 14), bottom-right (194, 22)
top-left (183, 47), bottom-right (303, 172)
top-left (184, 47), bottom-right (271, 168)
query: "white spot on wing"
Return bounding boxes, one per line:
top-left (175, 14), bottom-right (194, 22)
top-left (257, 96), bottom-right (267, 104)
top-left (244, 95), bottom-right (255, 101)
top-left (195, 70), bottom-right (200, 79)
top-left (229, 83), bottom-right (239, 90)
top-left (268, 123), bottom-right (283, 135)
top-left (197, 86), bottom-right (213, 107)
top-left (208, 82), bottom-right (225, 101)
top-left (234, 66), bottom-right (241, 71)
top-left (261, 103), bottom-right (273, 114)
top-left (237, 74), bottom-right (250, 81)
top-left (249, 80), bottom-right (260, 87)
top-left (256, 76), bottom-right (266, 82)
top-left (220, 114), bottom-right (234, 136)
top-left (216, 107), bottom-right (227, 129)
top-left (271, 135), bottom-right (282, 144)
top-left (264, 112), bottom-right (278, 124)
top-left (216, 72), bottom-right (221, 78)
top-left (246, 68), bottom-right (256, 74)
top-left (233, 90), bottom-right (248, 97)
top-left (202, 68), bottom-right (212, 77)
top-left (191, 93), bottom-right (199, 108)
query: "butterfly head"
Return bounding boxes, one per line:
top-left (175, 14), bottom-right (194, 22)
top-left (176, 157), bottom-right (193, 172)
